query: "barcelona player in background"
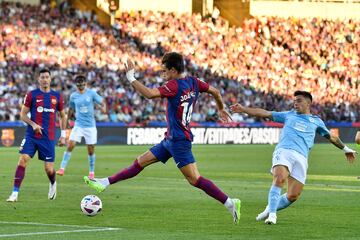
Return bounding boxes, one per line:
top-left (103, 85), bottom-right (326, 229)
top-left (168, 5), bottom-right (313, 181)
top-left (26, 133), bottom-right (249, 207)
top-left (6, 68), bottom-right (67, 202)
top-left (84, 52), bottom-right (241, 223)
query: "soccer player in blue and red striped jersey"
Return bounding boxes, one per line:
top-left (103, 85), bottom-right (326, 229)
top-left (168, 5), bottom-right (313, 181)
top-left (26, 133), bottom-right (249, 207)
top-left (84, 52), bottom-right (241, 223)
top-left (6, 68), bottom-right (67, 202)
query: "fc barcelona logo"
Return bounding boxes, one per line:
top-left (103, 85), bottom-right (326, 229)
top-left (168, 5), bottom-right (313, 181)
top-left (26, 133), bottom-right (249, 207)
top-left (1, 129), bottom-right (15, 147)
top-left (52, 98), bottom-right (57, 105)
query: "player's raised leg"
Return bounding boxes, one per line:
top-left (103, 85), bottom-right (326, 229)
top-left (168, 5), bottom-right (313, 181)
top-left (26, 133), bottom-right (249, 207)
top-left (57, 140), bottom-right (76, 176)
top-left (180, 163), bottom-right (241, 223)
top-left (7, 154), bottom-right (31, 202)
top-left (84, 150), bottom-right (158, 192)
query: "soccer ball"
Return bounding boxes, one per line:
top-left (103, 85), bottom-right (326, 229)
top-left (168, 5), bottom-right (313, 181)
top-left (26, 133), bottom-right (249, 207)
top-left (80, 195), bottom-right (102, 216)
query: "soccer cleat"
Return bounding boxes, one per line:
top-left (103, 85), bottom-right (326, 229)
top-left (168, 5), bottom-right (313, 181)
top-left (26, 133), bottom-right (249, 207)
top-left (48, 182), bottom-right (57, 200)
top-left (6, 192), bottom-right (18, 202)
top-left (56, 168), bottom-right (65, 176)
top-left (84, 176), bottom-right (106, 193)
top-left (88, 172), bottom-right (95, 179)
top-left (231, 198), bottom-right (241, 223)
top-left (256, 206), bottom-right (269, 221)
top-left (265, 213), bottom-right (277, 225)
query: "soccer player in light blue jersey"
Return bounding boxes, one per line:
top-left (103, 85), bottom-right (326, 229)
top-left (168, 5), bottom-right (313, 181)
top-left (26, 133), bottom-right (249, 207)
top-left (230, 90), bottom-right (356, 225)
top-left (56, 75), bottom-right (107, 179)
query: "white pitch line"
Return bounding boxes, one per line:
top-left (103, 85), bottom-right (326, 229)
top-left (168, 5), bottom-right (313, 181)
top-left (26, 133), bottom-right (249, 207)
top-left (0, 221), bottom-right (110, 229)
top-left (0, 228), bottom-right (119, 238)
top-left (0, 221), bottom-right (121, 238)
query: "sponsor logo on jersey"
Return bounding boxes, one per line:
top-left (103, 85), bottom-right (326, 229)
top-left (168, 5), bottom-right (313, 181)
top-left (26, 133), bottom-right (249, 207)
top-left (37, 106), bottom-right (55, 113)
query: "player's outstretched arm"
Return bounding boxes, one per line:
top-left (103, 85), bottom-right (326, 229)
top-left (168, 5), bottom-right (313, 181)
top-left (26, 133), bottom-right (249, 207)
top-left (20, 105), bottom-right (43, 135)
top-left (326, 133), bottom-right (356, 163)
top-left (355, 131), bottom-right (360, 145)
top-left (229, 103), bottom-right (272, 118)
top-left (207, 86), bottom-right (232, 122)
top-left (124, 59), bottom-right (161, 99)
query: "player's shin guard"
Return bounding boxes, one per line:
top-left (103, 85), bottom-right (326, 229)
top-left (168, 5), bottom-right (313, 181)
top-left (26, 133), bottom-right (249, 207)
top-left (268, 185), bottom-right (282, 214)
top-left (13, 165), bottom-right (26, 192)
top-left (194, 176), bottom-right (228, 204)
top-left (108, 159), bottom-right (143, 184)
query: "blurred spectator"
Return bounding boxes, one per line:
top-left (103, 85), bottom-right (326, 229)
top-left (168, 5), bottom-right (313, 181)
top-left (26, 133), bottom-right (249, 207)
top-left (0, 2), bottom-right (359, 124)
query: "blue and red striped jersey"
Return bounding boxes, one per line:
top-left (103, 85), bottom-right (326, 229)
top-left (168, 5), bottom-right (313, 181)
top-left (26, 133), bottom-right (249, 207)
top-left (158, 76), bottom-right (209, 141)
top-left (23, 89), bottom-right (64, 140)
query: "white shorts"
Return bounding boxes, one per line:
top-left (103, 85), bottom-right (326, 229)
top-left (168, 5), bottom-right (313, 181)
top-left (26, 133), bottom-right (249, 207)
top-left (271, 148), bottom-right (308, 184)
top-left (69, 126), bottom-right (97, 145)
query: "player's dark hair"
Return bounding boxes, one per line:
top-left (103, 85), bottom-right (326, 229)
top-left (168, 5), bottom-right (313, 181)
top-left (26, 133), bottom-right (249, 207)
top-left (74, 75), bottom-right (86, 83)
top-left (38, 68), bottom-right (51, 76)
top-left (161, 52), bottom-right (185, 73)
top-left (294, 90), bottom-right (312, 102)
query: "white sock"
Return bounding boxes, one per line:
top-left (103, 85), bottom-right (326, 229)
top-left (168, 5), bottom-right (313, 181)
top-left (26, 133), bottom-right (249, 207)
top-left (224, 198), bottom-right (234, 212)
top-left (99, 178), bottom-right (110, 186)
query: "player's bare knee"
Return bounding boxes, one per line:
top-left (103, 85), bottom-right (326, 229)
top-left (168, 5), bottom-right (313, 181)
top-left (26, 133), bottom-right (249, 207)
top-left (18, 155), bottom-right (30, 167)
top-left (273, 175), bottom-right (287, 186)
top-left (87, 145), bottom-right (95, 155)
top-left (287, 192), bottom-right (301, 202)
top-left (187, 176), bottom-right (199, 186)
top-left (44, 166), bottom-right (54, 174)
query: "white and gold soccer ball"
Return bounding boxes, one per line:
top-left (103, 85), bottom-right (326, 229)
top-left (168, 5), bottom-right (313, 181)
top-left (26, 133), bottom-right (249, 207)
top-left (80, 195), bottom-right (102, 216)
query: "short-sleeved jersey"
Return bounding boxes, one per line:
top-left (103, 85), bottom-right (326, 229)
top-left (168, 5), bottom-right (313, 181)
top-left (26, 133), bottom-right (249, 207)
top-left (158, 76), bottom-right (209, 141)
top-left (24, 89), bottom-right (64, 140)
top-left (69, 89), bottom-right (103, 128)
top-left (272, 110), bottom-right (330, 158)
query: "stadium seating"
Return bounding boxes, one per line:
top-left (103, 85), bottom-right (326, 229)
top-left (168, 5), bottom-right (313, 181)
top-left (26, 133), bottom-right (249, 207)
top-left (0, 1), bottom-right (358, 123)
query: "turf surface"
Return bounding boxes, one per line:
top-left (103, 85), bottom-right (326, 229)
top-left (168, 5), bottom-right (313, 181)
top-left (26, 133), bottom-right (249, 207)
top-left (0, 144), bottom-right (359, 239)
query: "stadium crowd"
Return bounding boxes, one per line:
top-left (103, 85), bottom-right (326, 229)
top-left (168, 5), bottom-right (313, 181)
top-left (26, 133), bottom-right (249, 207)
top-left (0, 1), bottom-right (359, 123)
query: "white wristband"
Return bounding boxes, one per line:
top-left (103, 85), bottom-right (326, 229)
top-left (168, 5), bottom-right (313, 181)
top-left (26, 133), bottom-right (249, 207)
top-left (126, 69), bottom-right (137, 83)
top-left (343, 146), bottom-right (353, 153)
top-left (61, 130), bottom-right (66, 138)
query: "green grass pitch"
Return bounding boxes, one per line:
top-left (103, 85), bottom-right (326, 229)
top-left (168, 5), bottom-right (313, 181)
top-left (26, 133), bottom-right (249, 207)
top-left (0, 144), bottom-right (359, 239)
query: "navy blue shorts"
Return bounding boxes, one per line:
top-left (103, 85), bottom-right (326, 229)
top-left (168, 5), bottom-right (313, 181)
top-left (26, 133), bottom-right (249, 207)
top-left (19, 137), bottom-right (56, 162)
top-left (150, 138), bottom-right (195, 168)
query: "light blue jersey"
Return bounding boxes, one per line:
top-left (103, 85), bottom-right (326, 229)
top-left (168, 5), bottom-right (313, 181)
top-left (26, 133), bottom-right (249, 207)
top-left (69, 89), bottom-right (103, 128)
top-left (272, 110), bottom-right (330, 158)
